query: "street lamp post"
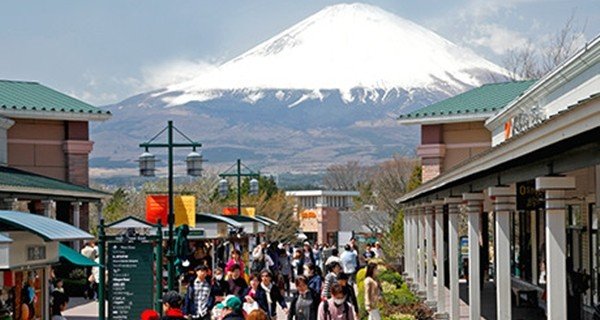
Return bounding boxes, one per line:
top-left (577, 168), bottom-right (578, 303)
top-left (138, 120), bottom-right (203, 290)
top-left (219, 159), bottom-right (259, 215)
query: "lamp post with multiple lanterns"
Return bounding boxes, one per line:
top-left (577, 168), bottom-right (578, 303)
top-left (138, 120), bottom-right (203, 290)
top-left (218, 159), bottom-right (260, 215)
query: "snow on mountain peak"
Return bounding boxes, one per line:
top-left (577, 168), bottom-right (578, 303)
top-left (163, 2), bottom-right (508, 106)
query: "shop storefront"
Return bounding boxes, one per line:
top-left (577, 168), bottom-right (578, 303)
top-left (0, 210), bottom-right (94, 319)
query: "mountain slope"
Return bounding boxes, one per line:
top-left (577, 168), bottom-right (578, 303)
top-left (91, 3), bottom-right (508, 178)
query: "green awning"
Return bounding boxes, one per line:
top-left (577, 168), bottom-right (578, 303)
top-left (59, 244), bottom-right (99, 267)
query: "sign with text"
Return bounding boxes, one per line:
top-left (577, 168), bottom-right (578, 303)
top-left (146, 195), bottom-right (196, 226)
top-left (516, 180), bottom-right (544, 211)
top-left (108, 242), bottom-right (154, 320)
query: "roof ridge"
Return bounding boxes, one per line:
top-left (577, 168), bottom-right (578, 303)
top-left (0, 79), bottom-right (40, 84)
top-left (0, 165), bottom-right (109, 194)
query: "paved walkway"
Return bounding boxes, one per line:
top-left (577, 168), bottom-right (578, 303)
top-left (428, 277), bottom-right (545, 320)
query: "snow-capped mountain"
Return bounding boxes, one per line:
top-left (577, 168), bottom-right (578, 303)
top-left (159, 3), bottom-right (507, 107)
top-left (91, 3), bottom-right (509, 177)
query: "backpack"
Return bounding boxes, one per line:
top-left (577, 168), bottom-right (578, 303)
top-left (322, 300), bottom-right (350, 320)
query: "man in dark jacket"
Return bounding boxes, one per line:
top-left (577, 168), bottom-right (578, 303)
top-left (184, 265), bottom-right (215, 319)
top-left (255, 270), bottom-right (288, 319)
top-left (216, 295), bottom-right (244, 320)
top-left (227, 264), bottom-right (249, 299)
top-left (161, 291), bottom-right (186, 320)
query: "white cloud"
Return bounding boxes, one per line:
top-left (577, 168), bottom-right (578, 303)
top-left (140, 59), bottom-right (219, 90)
top-left (468, 24), bottom-right (529, 54)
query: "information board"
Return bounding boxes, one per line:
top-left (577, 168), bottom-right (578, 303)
top-left (108, 242), bottom-right (154, 320)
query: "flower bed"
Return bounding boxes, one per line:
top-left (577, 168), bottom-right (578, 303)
top-left (357, 264), bottom-right (433, 320)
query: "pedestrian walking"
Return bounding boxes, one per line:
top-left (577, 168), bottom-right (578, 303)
top-left (288, 276), bottom-right (320, 320)
top-left (213, 267), bottom-right (230, 300)
top-left (362, 244), bottom-right (375, 263)
top-left (340, 245), bottom-right (357, 284)
top-left (255, 270), bottom-right (288, 319)
top-left (162, 291), bottom-right (186, 320)
top-left (242, 273), bottom-right (261, 314)
top-left (248, 309), bottom-right (270, 320)
top-left (184, 265), bottom-right (214, 320)
top-left (317, 284), bottom-right (357, 320)
top-left (321, 261), bottom-right (342, 299)
top-left (50, 291), bottom-right (68, 320)
top-left (304, 263), bottom-right (323, 294)
top-left (252, 243), bottom-right (274, 274)
top-left (278, 244), bottom-right (293, 297)
top-left (336, 273), bottom-right (358, 314)
top-left (372, 242), bottom-right (384, 260)
top-left (216, 295), bottom-right (244, 320)
top-left (226, 250), bottom-right (246, 276)
top-left (227, 264), bottom-right (249, 299)
top-left (140, 309), bottom-right (160, 320)
top-left (364, 263), bottom-right (381, 320)
top-left (324, 248), bottom-right (341, 270)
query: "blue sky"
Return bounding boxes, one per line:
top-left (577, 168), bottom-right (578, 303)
top-left (1, 0), bottom-right (598, 105)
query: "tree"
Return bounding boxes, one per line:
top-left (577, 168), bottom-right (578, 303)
top-left (503, 13), bottom-right (585, 80)
top-left (247, 191), bottom-right (299, 242)
top-left (323, 160), bottom-right (369, 191)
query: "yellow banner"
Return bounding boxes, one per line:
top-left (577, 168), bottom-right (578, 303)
top-left (242, 207), bottom-right (255, 217)
top-left (174, 195), bottom-right (196, 227)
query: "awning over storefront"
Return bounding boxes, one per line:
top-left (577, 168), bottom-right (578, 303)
top-left (226, 214), bottom-right (270, 225)
top-left (58, 243), bottom-right (99, 267)
top-left (0, 210), bottom-right (94, 241)
top-left (196, 213), bottom-right (243, 229)
top-left (255, 215), bottom-right (278, 226)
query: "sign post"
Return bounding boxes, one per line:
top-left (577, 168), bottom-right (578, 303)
top-left (98, 217), bottom-right (165, 320)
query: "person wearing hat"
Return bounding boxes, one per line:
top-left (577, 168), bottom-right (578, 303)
top-left (140, 309), bottom-right (160, 320)
top-left (161, 291), bottom-right (186, 320)
top-left (184, 265), bottom-right (215, 320)
top-left (216, 295), bottom-right (244, 320)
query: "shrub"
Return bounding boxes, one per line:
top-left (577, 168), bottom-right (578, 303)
top-left (384, 283), bottom-right (418, 306)
top-left (382, 314), bottom-right (415, 320)
top-left (378, 269), bottom-right (403, 288)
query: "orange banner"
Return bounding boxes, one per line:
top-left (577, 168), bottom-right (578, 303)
top-left (146, 195), bottom-right (168, 225)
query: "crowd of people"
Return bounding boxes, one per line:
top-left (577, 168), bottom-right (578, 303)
top-left (141, 238), bottom-right (385, 320)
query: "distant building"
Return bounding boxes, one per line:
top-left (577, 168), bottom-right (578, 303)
top-left (285, 190), bottom-right (359, 244)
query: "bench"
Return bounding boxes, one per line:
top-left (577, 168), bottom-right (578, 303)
top-left (511, 277), bottom-right (545, 309)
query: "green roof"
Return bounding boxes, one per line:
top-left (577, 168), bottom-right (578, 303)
top-left (398, 80), bottom-right (537, 123)
top-left (0, 166), bottom-right (109, 200)
top-left (0, 80), bottom-right (110, 120)
top-left (59, 243), bottom-right (99, 267)
top-left (0, 210), bottom-right (93, 241)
